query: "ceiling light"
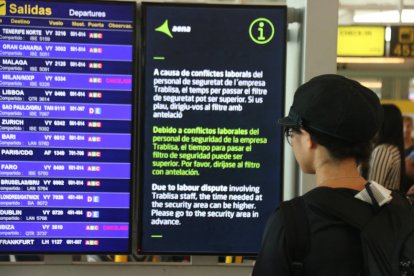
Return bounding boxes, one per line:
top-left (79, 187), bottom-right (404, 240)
top-left (385, 26), bottom-right (391, 42)
top-left (337, 57), bottom-right (405, 64)
top-left (359, 81), bottom-right (382, 89)
top-left (353, 10), bottom-right (400, 23)
top-left (402, 9), bottom-right (414, 23)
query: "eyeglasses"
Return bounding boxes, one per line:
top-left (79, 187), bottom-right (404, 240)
top-left (284, 127), bottom-right (299, 145)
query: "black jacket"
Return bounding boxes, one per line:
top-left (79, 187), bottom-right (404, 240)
top-left (252, 187), bottom-right (364, 276)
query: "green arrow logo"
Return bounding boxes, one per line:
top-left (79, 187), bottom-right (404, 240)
top-left (155, 19), bottom-right (173, 38)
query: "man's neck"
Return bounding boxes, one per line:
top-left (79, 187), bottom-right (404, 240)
top-left (315, 157), bottom-right (365, 191)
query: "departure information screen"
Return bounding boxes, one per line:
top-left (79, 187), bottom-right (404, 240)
top-left (140, 3), bottom-right (286, 254)
top-left (0, 0), bottom-right (135, 253)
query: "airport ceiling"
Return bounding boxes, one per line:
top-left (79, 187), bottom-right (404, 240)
top-left (338, 0), bottom-right (414, 70)
top-left (339, 0), bottom-right (414, 24)
top-left (340, 0), bottom-right (414, 7)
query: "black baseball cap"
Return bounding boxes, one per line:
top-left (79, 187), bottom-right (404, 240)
top-left (278, 74), bottom-right (383, 143)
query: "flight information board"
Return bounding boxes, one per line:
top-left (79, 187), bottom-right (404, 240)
top-left (0, 0), bottom-right (135, 253)
top-left (139, 3), bottom-right (286, 254)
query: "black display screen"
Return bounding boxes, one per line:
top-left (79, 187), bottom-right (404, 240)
top-left (0, 0), bottom-right (136, 253)
top-left (139, 3), bottom-right (286, 254)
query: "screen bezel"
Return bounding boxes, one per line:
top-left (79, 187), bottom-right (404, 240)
top-left (137, 1), bottom-right (287, 256)
top-left (0, 0), bottom-right (138, 255)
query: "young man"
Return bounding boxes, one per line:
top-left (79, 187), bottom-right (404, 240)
top-left (252, 74), bottom-right (383, 275)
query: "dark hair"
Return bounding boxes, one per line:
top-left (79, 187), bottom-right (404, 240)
top-left (304, 126), bottom-right (374, 164)
top-left (379, 105), bottom-right (404, 147)
top-left (376, 104), bottom-right (406, 189)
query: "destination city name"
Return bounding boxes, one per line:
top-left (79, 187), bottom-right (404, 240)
top-left (0, 239), bottom-right (34, 245)
top-left (0, 179), bottom-right (85, 186)
top-left (2, 90), bottom-right (24, 96)
top-left (1, 103), bottom-right (66, 111)
top-left (2, 28), bottom-right (42, 35)
top-left (1, 179), bottom-right (40, 185)
top-left (1, 149), bottom-right (33, 156)
top-left (0, 210), bottom-right (22, 215)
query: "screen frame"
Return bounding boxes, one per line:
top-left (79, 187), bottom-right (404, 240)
top-left (137, 1), bottom-right (287, 256)
top-left (0, 0), bottom-right (138, 255)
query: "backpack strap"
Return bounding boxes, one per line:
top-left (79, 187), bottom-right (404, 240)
top-left (280, 197), bottom-right (310, 276)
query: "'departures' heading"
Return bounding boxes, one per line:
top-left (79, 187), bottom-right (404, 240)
top-left (69, 9), bottom-right (106, 18)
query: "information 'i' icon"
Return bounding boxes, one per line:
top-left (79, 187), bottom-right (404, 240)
top-left (249, 18), bottom-right (275, 45)
top-left (258, 22), bottom-right (265, 41)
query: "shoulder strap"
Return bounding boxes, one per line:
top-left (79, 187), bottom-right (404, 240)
top-left (280, 197), bottom-right (310, 276)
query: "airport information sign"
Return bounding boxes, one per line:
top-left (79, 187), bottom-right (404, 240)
top-left (0, 0), bottom-right (135, 253)
top-left (139, 3), bottom-right (286, 254)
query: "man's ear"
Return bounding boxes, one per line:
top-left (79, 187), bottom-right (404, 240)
top-left (309, 136), bottom-right (318, 149)
top-left (301, 129), bottom-right (317, 149)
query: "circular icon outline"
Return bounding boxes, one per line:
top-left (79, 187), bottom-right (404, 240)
top-left (249, 18), bottom-right (275, 45)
